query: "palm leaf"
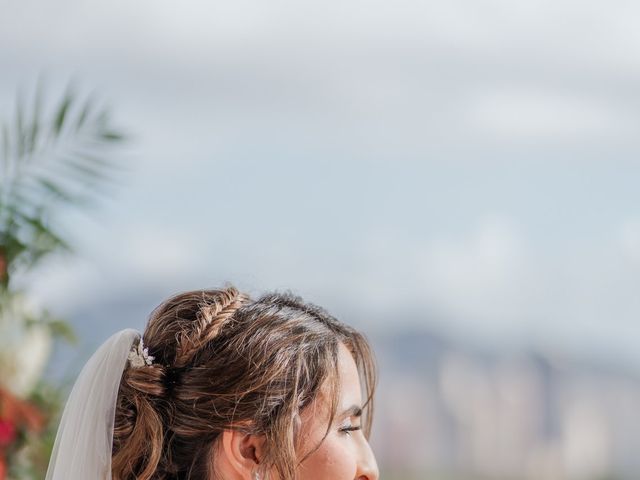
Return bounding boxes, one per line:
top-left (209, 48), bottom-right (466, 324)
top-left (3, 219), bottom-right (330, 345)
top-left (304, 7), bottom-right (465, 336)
top-left (0, 80), bottom-right (127, 284)
top-left (52, 87), bottom-right (73, 138)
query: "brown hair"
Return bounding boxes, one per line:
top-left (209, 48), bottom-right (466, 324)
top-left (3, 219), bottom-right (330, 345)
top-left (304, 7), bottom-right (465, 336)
top-left (111, 285), bottom-right (376, 480)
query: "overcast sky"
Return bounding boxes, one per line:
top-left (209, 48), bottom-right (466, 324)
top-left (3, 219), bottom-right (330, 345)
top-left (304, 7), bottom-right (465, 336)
top-left (2, 0), bottom-right (640, 367)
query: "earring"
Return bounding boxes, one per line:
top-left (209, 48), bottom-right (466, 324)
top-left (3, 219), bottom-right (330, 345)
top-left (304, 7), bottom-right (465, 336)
top-left (253, 472), bottom-right (260, 480)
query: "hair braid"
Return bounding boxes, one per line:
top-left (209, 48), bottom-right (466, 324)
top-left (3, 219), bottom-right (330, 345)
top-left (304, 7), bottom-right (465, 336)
top-left (174, 286), bottom-right (250, 368)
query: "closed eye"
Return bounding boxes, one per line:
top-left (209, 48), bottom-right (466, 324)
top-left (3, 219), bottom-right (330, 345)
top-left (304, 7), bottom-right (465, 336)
top-left (337, 404), bottom-right (364, 435)
top-left (339, 425), bottom-right (362, 435)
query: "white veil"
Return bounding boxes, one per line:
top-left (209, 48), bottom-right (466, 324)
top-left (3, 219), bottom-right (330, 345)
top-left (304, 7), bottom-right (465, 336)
top-left (45, 328), bottom-right (141, 480)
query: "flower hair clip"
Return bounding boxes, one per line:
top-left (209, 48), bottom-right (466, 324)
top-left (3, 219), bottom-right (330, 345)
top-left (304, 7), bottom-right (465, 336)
top-left (128, 338), bottom-right (155, 368)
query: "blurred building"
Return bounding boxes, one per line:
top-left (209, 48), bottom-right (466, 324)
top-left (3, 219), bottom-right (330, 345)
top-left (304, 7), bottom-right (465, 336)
top-left (371, 329), bottom-right (640, 480)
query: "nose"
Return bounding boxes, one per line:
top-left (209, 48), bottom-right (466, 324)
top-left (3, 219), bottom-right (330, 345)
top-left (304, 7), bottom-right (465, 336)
top-left (356, 437), bottom-right (379, 480)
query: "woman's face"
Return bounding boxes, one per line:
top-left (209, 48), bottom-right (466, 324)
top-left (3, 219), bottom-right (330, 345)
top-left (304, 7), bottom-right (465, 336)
top-left (293, 342), bottom-right (379, 480)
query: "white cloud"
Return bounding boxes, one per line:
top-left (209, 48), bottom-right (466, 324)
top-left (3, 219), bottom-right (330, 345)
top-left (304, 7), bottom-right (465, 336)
top-left (19, 222), bottom-right (208, 313)
top-left (618, 218), bottom-right (640, 265)
top-left (336, 215), bottom-right (533, 330)
top-left (113, 225), bottom-right (205, 282)
top-left (465, 87), bottom-right (633, 141)
top-left (417, 215), bottom-right (531, 326)
top-left (339, 214), bottom-right (640, 366)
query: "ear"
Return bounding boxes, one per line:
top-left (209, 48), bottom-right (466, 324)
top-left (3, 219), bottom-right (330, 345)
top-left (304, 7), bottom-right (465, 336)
top-left (219, 428), bottom-right (266, 478)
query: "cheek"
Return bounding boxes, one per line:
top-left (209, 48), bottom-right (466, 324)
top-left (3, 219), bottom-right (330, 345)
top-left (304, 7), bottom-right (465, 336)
top-left (297, 434), bottom-right (357, 480)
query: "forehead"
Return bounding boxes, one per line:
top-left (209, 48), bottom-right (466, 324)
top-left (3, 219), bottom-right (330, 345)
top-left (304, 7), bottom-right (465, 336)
top-left (303, 342), bottom-right (362, 417)
top-left (336, 342), bottom-right (362, 406)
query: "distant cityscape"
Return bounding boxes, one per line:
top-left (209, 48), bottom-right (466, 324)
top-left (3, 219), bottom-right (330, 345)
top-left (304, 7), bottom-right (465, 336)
top-left (371, 329), bottom-right (640, 480)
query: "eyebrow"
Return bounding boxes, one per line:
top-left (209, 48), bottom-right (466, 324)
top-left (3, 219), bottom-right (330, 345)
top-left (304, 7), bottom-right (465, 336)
top-left (339, 405), bottom-right (363, 419)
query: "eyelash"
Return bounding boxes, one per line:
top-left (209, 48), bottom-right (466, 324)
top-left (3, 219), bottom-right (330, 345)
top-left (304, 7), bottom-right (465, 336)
top-left (339, 425), bottom-right (362, 435)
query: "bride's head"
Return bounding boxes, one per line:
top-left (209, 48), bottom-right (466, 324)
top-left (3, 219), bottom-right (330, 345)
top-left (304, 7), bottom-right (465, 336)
top-left (111, 286), bottom-right (379, 480)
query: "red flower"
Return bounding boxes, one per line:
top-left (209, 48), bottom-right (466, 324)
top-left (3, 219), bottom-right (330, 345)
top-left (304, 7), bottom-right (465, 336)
top-left (0, 420), bottom-right (16, 448)
top-left (0, 388), bottom-right (45, 433)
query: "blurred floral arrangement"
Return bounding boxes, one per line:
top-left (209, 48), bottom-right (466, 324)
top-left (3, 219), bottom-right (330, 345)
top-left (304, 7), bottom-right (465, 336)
top-left (0, 79), bottom-right (125, 479)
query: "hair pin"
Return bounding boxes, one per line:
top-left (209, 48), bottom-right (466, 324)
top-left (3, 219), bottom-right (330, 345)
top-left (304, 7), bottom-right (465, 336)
top-left (128, 338), bottom-right (155, 368)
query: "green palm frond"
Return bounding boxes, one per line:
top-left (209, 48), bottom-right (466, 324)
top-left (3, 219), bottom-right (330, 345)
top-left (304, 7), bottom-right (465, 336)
top-left (0, 80), bottom-right (128, 287)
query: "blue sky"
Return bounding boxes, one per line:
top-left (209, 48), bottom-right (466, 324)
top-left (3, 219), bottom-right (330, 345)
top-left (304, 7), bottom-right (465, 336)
top-left (2, 0), bottom-right (640, 367)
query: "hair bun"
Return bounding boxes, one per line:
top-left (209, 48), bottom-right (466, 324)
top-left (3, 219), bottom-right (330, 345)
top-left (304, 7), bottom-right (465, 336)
top-left (125, 363), bottom-right (167, 398)
top-left (114, 364), bottom-right (165, 479)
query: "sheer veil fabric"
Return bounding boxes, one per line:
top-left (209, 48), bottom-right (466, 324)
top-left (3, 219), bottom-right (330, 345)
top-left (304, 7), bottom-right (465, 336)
top-left (45, 329), bottom-right (141, 480)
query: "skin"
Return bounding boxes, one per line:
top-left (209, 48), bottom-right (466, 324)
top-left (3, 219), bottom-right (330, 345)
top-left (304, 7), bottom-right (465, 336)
top-left (215, 342), bottom-right (379, 479)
